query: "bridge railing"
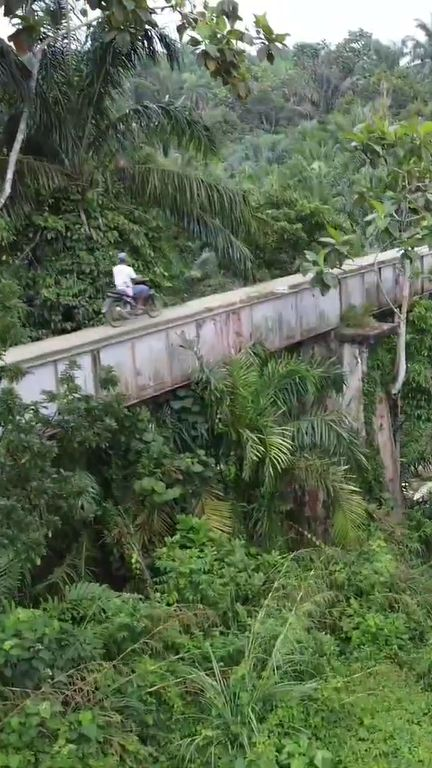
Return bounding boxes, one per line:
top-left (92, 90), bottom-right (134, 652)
top-left (4, 248), bottom-right (432, 404)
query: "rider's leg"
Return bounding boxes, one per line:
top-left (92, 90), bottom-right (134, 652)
top-left (133, 284), bottom-right (151, 308)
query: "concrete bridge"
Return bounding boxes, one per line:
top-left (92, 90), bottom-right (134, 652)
top-left (5, 248), bottom-right (432, 405)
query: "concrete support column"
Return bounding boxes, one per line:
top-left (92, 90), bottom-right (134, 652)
top-left (341, 342), bottom-right (368, 437)
top-left (337, 321), bottom-right (402, 517)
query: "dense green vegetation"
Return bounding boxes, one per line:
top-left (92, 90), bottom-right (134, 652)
top-left (2, 280), bottom-right (432, 766)
top-left (5, 14), bottom-right (432, 337)
top-left (5, 2), bottom-right (432, 765)
top-left (4, 517), bottom-right (432, 768)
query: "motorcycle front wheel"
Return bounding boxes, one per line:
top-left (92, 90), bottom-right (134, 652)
top-left (103, 297), bottom-right (129, 327)
top-left (145, 292), bottom-right (162, 318)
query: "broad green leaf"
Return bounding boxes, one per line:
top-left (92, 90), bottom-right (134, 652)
top-left (205, 43), bottom-right (219, 58)
top-left (136, 476), bottom-right (155, 490)
top-left (314, 749), bottom-right (333, 768)
top-left (323, 272), bottom-right (339, 289)
top-left (370, 199), bottom-right (386, 215)
top-left (227, 28), bottom-right (244, 40)
top-left (38, 701), bottom-right (51, 719)
top-left (254, 12), bottom-right (273, 37)
top-left (291, 757), bottom-right (308, 768)
top-left (326, 225), bottom-right (344, 240)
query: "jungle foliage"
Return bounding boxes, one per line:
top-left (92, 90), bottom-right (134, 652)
top-left (5, 17), bottom-right (432, 336)
top-left (3, 5), bottom-right (432, 766)
top-left (0, 280), bottom-right (432, 766)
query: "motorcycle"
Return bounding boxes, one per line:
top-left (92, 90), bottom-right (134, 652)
top-left (103, 279), bottom-right (162, 327)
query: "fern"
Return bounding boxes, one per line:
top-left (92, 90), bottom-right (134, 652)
top-left (0, 551), bottom-right (22, 602)
top-left (34, 534), bottom-right (95, 597)
top-left (63, 581), bottom-right (115, 603)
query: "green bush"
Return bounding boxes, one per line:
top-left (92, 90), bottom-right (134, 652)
top-left (154, 516), bottom-right (278, 620)
top-left (1, 521), bottom-right (432, 767)
top-left (5, 194), bottom-right (189, 339)
top-left (250, 188), bottom-right (342, 279)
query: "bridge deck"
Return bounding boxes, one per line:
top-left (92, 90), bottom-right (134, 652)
top-left (4, 248), bottom-right (431, 404)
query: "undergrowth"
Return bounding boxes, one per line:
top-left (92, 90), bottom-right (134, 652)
top-left (2, 517), bottom-right (432, 767)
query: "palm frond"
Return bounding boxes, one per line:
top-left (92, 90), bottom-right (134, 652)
top-left (185, 210), bottom-right (253, 276)
top-left (260, 353), bottom-right (345, 411)
top-left (122, 163), bottom-right (250, 233)
top-left (0, 38), bottom-right (31, 102)
top-left (32, 42), bottom-right (81, 162)
top-left (136, 506), bottom-right (176, 546)
top-left (0, 154), bottom-right (72, 187)
top-left (79, 25), bottom-right (179, 147)
top-left (243, 425), bottom-right (293, 488)
top-left (197, 494), bottom-right (234, 535)
top-left (34, 534), bottom-right (94, 597)
top-left (291, 457), bottom-right (367, 545)
top-left (289, 409), bottom-right (367, 468)
top-left (0, 155), bottom-right (74, 219)
top-left (0, 551), bottom-right (22, 601)
top-left (415, 18), bottom-right (432, 43)
top-left (110, 102), bottom-right (216, 157)
top-left (330, 473), bottom-right (369, 545)
top-left (104, 507), bottom-right (157, 585)
top-left (62, 470), bottom-right (101, 519)
top-left (62, 580), bottom-right (116, 604)
top-left (43, 0), bottom-right (70, 31)
top-left (121, 164), bottom-right (253, 274)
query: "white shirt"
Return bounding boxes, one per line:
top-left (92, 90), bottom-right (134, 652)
top-left (113, 264), bottom-right (136, 297)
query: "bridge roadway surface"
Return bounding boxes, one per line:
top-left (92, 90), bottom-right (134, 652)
top-left (5, 248), bottom-right (432, 404)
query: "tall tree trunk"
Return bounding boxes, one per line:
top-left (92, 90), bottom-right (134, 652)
top-left (0, 18), bottom-right (98, 212)
top-left (374, 391), bottom-right (404, 520)
top-left (305, 487), bottom-right (328, 542)
top-left (0, 46), bottom-right (43, 212)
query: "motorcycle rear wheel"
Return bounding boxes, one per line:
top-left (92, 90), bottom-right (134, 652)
top-left (104, 298), bottom-right (129, 327)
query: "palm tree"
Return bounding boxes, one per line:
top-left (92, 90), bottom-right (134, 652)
top-left (405, 16), bottom-right (432, 76)
top-left (176, 347), bottom-right (368, 545)
top-left (0, 14), bottom-right (252, 272)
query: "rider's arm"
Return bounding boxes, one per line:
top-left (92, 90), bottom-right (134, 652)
top-left (132, 272), bottom-right (148, 284)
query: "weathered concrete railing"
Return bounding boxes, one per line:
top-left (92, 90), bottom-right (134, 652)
top-left (5, 248), bottom-right (432, 404)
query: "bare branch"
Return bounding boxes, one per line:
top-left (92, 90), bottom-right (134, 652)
top-left (392, 260), bottom-right (411, 396)
top-left (0, 47), bottom-right (42, 211)
top-left (373, 249), bottom-right (402, 318)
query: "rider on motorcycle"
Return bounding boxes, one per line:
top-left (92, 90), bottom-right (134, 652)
top-left (112, 252), bottom-right (150, 308)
